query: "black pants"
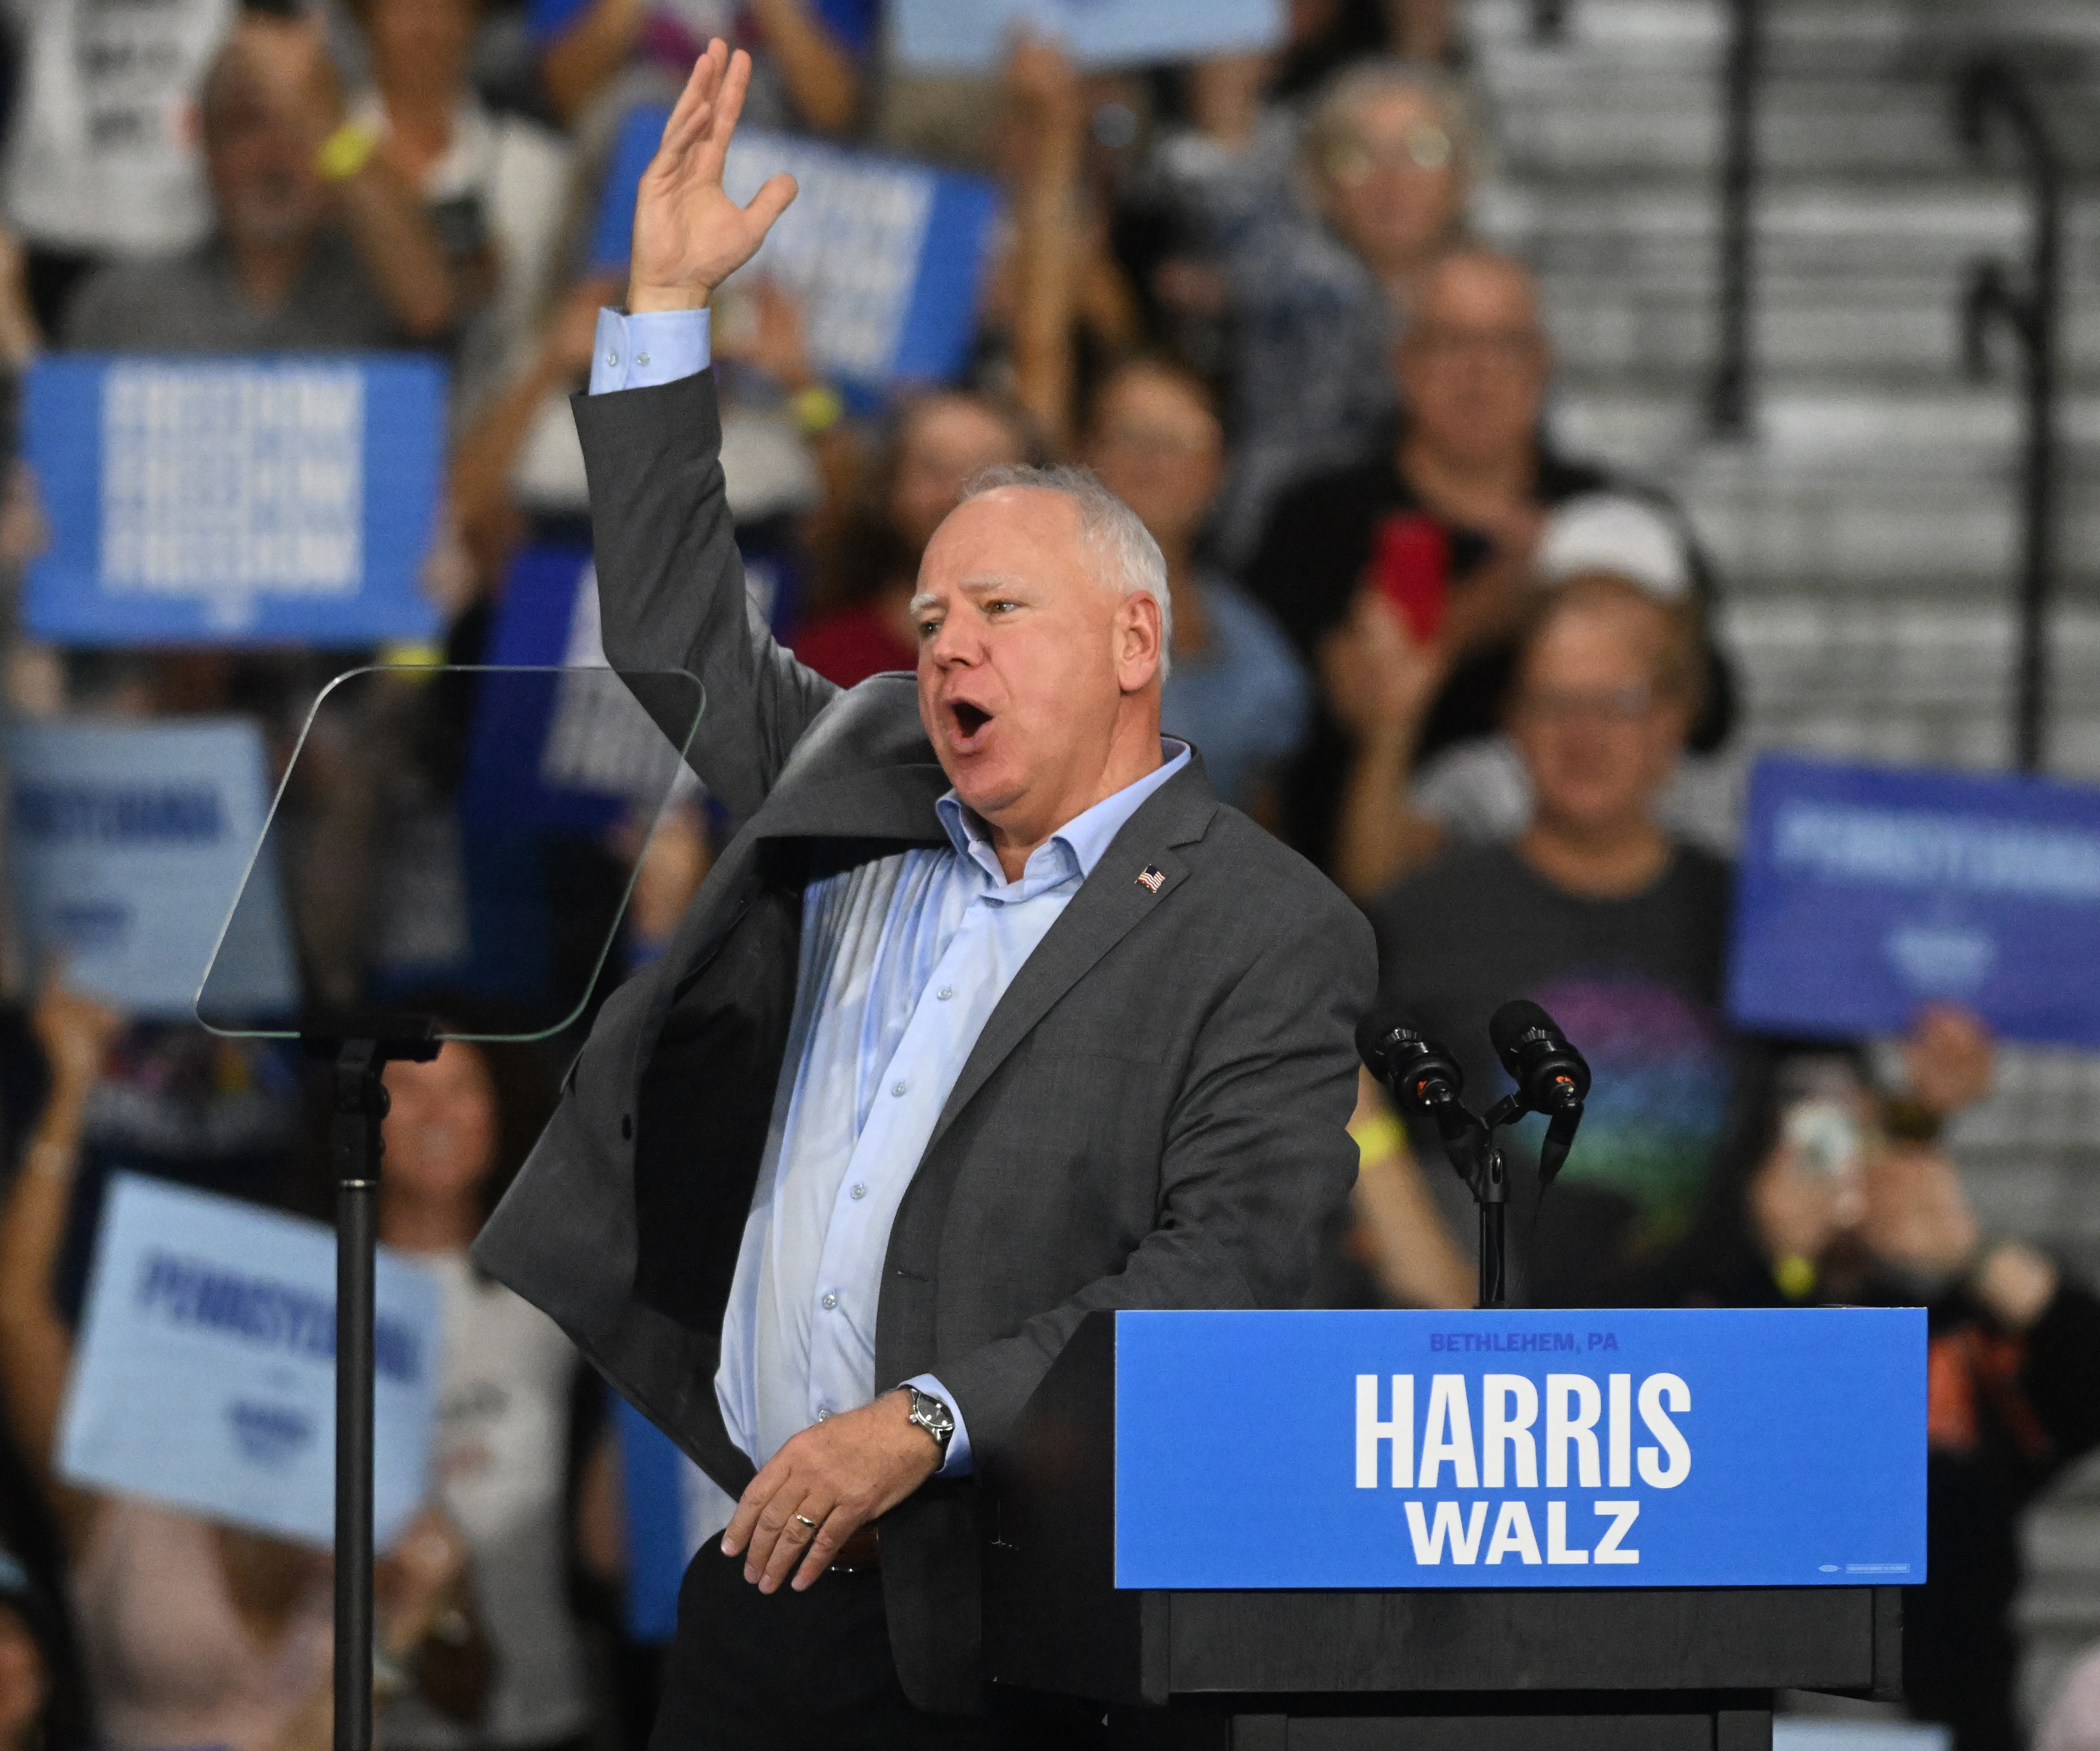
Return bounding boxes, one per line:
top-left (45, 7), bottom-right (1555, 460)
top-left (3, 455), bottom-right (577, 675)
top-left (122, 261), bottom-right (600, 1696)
top-left (649, 1544), bottom-right (1104, 1751)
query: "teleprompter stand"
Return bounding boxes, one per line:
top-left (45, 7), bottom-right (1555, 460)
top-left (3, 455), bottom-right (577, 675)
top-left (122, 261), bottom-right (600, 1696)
top-left (308, 1017), bottom-right (439, 1751)
top-left (983, 1314), bottom-right (1903, 1750)
top-left (196, 662), bottom-right (707, 1751)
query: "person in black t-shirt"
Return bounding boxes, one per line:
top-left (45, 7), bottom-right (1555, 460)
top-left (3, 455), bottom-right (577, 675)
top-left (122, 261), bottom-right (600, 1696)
top-left (1244, 246), bottom-right (1731, 873)
top-left (1366, 573), bottom-right (1733, 1304)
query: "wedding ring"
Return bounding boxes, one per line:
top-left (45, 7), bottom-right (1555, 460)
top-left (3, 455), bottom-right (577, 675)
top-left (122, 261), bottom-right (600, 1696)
top-left (793, 1513), bottom-right (820, 1530)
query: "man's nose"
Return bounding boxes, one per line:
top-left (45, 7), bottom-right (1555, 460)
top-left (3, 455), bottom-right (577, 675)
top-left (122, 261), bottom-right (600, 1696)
top-left (925, 614), bottom-right (979, 667)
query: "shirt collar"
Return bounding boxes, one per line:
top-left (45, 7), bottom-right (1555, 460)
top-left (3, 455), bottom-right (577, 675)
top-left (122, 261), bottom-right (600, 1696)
top-left (935, 740), bottom-right (1192, 897)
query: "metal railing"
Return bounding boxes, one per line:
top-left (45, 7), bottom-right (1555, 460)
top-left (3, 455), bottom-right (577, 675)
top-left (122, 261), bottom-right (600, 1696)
top-left (1955, 56), bottom-right (2064, 774)
top-left (1705, 0), bottom-right (1761, 434)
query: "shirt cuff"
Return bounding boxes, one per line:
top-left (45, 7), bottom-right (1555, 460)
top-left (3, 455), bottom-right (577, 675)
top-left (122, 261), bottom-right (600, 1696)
top-left (588, 307), bottom-right (712, 394)
top-left (904, 1374), bottom-right (972, 1477)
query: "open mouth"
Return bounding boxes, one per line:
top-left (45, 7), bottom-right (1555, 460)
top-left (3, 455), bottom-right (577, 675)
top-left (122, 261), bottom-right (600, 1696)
top-left (951, 702), bottom-right (991, 739)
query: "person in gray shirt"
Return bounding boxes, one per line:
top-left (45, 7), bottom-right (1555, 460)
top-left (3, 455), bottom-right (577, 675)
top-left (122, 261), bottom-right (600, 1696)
top-left (64, 12), bottom-right (454, 354)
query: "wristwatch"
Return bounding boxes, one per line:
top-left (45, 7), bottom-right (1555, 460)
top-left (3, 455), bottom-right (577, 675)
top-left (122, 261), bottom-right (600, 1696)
top-left (905, 1386), bottom-right (956, 1459)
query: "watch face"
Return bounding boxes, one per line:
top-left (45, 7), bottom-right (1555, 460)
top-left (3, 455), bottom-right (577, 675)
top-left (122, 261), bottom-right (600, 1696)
top-left (915, 1392), bottom-right (955, 1441)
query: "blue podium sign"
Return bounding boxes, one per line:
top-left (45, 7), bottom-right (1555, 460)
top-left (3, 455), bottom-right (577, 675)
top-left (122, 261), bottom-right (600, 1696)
top-left (9, 717), bottom-right (295, 1019)
top-left (592, 116), bottom-right (998, 391)
top-left (24, 353), bottom-right (445, 645)
top-left (1730, 754), bottom-right (2100, 1046)
top-left (1113, 1308), bottom-right (1925, 1590)
top-left (57, 1173), bottom-right (442, 1549)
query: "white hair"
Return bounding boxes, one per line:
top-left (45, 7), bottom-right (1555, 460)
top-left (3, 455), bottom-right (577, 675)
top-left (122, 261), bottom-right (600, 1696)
top-left (960, 464), bottom-right (1174, 679)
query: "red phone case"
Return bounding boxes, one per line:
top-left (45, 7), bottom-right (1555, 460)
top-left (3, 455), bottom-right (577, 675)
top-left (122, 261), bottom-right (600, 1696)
top-left (1369, 512), bottom-right (1450, 644)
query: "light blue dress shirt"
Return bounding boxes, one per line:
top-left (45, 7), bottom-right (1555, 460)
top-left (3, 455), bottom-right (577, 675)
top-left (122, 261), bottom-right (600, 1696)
top-left (590, 317), bottom-right (1191, 1498)
top-left (717, 745), bottom-right (1189, 1486)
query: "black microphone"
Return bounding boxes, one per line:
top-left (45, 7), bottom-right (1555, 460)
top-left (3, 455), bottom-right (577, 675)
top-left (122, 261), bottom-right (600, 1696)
top-left (1355, 1007), bottom-right (1481, 1179)
top-left (1488, 999), bottom-right (1590, 1184)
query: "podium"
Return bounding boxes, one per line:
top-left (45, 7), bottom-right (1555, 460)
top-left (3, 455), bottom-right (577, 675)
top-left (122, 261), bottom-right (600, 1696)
top-left (983, 1309), bottom-right (1925, 1749)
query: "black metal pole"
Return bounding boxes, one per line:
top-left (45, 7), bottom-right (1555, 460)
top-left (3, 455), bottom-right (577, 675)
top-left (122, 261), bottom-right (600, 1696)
top-left (1476, 1145), bottom-right (1508, 1311)
top-left (2016, 165), bottom-right (2060, 774)
top-left (1707, 0), bottom-right (1760, 434)
top-left (332, 1040), bottom-right (386, 1751)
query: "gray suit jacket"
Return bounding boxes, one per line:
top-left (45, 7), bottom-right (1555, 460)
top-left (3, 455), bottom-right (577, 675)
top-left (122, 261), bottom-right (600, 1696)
top-left (474, 370), bottom-right (1373, 1711)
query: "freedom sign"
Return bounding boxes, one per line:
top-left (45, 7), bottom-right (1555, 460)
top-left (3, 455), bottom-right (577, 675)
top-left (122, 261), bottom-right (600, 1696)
top-left (1113, 1308), bottom-right (1925, 1590)
top-left (8, 717), bottom-right (295, 1019)
top-left (58, 1174), bottom-right (443, 1548)
top-left (1729, 754), bottom-right (2100, 1046)
top-left (24, 352), bottom-right (445, 644)
top-left (592, 118), bottom-right (998, 390)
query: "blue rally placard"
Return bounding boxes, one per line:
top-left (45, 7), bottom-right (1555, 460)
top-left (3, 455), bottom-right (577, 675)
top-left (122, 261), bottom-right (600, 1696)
top-left (592, 117), bottom-right (998, 390)
top-left (893, 0), bottom-right (1284, 72)
top-left (57, 1174), bottom-right (442, 1549)
top-left (1730, 754), bottom-right (2100, 1047)
top-left (1113, 1308), bottom-right (1925, 1590)
top-left (24, 353), bottom-right (445, 645)
top-left (8, 717), bottom-right (295, 1019)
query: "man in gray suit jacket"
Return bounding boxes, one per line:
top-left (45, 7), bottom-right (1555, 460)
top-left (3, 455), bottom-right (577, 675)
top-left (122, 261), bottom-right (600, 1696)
top-left (474, 40), bottom-right (1373, 1750)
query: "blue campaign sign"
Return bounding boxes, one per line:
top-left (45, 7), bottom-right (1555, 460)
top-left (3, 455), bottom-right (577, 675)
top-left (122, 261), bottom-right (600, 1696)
top-left (893, 0), bottom-right (1284, 71)
top-left (24, 353), bottom-right (445, 645)
top-left (592, 116), bottom-right (999, 391)
top-left (1113, 1308), bottom-right (1925, 1590)
top-left (8, 717), bottom-right (295, 1019)
top-left (57, 1174), bottom-right (442, 1549)
top-left (1730, 754), bottom-right (2100, 1046)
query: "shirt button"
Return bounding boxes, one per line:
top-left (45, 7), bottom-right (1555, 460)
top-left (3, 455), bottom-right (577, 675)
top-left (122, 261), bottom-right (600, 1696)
top-left (603, 350), bottom-right (618, 368)
top-left (816, 1407), bottom-right (831, 1421)
top-left (850, 1183), bottom-right (867, 1200)
top-left (821, 1293), bottom-right (839, 1310)
top-left (891, 1080), bottom-right (909, 1097)
top-left (635, 351), bottom-right (651, 367)
top-left (936, 987), bottom-right (955, 1001)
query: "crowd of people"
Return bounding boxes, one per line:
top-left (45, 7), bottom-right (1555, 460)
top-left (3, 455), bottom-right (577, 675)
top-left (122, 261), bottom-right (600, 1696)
top-left (0, 3), bottom-right (2092, 1751)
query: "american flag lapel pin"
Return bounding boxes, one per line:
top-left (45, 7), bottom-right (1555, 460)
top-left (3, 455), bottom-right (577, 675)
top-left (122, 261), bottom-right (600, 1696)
top-left (1136, 864), bottom-right (1167, 894)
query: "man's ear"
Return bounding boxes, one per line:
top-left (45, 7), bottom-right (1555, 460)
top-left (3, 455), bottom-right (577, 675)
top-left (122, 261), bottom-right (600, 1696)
top-left (1117, 591), bottom-right (1165, 692)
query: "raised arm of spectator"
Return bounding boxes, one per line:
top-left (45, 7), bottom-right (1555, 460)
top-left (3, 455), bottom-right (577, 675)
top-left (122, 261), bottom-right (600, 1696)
top-left (450, 275), bottom-right (622, 557)
top-left (746, 0), bottom-right (861, 132)
top-left (240, 15), bottom-right (457, 342)
top-left (1002, 39), bottom-right (1086, 453)
top-left (540, 0), bottom-right (643, 126)
top-left (0, 977), bottom-right (123, 1551)
top-left (1324, 588), bottom-right (1451, 899)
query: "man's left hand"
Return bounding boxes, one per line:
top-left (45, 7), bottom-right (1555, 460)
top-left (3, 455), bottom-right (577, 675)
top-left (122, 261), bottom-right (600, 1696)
top-left (721, 1390), bottom-right (941, 1593)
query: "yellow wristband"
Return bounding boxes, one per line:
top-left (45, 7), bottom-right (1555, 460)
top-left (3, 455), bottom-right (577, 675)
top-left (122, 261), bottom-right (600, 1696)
top-left (316, 121), bottom-right (380, 182)
top-left (789, 384), bottom-right (844, 436)
top-left (1349, 1112), bottom-right (1406, 1165)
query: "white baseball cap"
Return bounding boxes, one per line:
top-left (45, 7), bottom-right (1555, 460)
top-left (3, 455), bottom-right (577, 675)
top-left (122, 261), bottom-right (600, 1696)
top-left (1534, 493), bottom-right (1693, 601)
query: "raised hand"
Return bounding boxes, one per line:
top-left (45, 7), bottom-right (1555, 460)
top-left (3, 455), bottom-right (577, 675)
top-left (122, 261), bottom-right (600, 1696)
top-left (629, 41), bottom-right (798, 314)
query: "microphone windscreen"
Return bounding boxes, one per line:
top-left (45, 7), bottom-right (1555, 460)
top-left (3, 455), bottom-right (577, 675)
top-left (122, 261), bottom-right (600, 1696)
top-left (1489, 998), bottom-right (1558, 1064)
top-left (1354, 1004), bottom-right (1418, 1078)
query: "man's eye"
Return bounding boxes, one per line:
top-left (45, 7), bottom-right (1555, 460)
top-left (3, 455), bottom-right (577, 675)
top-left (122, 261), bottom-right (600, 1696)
top-left (916, 617), bottom-right (941, 638)
top-left (985, 599), bottom-right (1019, 616)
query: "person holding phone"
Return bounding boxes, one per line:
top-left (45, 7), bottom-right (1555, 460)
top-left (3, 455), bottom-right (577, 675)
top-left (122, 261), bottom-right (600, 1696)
top-left (1244, 246), bottom-right (1733, 879)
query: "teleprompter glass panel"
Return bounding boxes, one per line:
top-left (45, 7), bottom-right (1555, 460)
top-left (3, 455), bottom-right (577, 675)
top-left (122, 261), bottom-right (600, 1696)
top-left (196, 664), bottom-right (704, 1044)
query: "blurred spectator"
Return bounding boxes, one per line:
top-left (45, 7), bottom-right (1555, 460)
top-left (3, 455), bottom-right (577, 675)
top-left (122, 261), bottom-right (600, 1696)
top-left (345, 0), bottom-right (576, 408)
top-left (1363, 575), bottom-right (1737, 1304)
top-left (2043, 1641), bottom-right (2100, 1751)
top-left (1635, 1044), bottom-right (2093, 1751)
top-left (1331, 494), bottom-right (1736, 898)
top-left (0, 0), bottom-right (235, 337)
top-left (1247, 246), bottom-right (1732, 873)
top-left (0, 1546), bottom-right (92, 1751)
top-left (372, 1019), bottom-right (614, 1751)
top-left (64, 12), bottom-right (457, 352)
top-left (1154, 59), bottom-right (1474, 563)
top-left (1079, 355), bottom-right (1307, 816)
top-left (533, 0), bottom-right (872, 132)
top-left (792, 390), bottom-right (1034, 687)
top-left (0, 978), bottom-right (469, 1751)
